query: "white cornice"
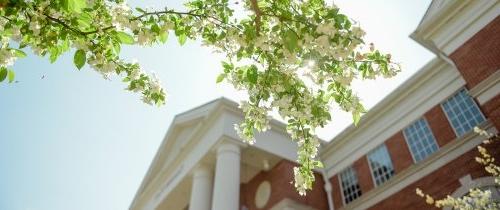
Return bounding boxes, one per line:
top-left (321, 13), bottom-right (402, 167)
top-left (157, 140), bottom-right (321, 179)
top-left (411, 0), bottom-right (499, 55)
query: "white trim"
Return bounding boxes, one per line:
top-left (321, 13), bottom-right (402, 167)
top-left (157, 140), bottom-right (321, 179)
top-left (366, 147), bottom-right (378, 188)
top-left (338, 122), bottom-right (496, 210)
top-left (320, 167), bottom-right (335, 210)
top-left (469, 70), bottom-right (500, 105)
top-left (411, 0), bottom-right (500, 55)
top-left (338, 170), bottom-right (347, 207)
top-left (436, 1), bottom-right (498, 55)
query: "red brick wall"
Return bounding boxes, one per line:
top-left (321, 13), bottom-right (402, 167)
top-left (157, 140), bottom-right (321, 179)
top-left (386, 131), bottom-right (414, 173)
top-left (240, 160), bottom-right (328, 210)
top-left (330, 174), bottom-right (344, 209)
top-left (329, 133), bottom-right (414, 209)
top-left (324, 15), bottom-right (500, 210)
top-left (353, 157), bottom-right (375, 193)
top-left (480, 94), bottom-right (500, 129)
top-left (424, 105), bottom-right (457, 147)
top-left (450, 16), bottom-right (500, 89)
top-left (369, 139), bottom-right (500, 210)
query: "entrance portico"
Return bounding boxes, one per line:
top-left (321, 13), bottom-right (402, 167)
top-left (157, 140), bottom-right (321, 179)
top-left (130, 98), bottom-right (308, 210)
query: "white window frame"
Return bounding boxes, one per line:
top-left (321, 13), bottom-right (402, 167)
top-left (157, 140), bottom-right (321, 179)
top-left (403, 117), bottom-right (440, 163)
top-left (367, 144), bottom-right (395, 187)
top-left (338, 166), bottom-right (362, 206)
top-left (440, 88), bottom-right (486, 138)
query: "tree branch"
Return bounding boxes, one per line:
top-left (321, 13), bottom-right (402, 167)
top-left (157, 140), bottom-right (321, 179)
top-left (249, 0), bottom-right (262, 35)
top-left (44, 14), bottom-right (87, 36)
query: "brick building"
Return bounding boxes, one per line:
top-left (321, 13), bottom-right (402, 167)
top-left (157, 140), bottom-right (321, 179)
top-left (130, 1), bottom-right (499, 209)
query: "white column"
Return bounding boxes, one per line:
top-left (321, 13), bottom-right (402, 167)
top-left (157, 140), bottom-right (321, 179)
top-left (211, 142), bottom-right (241, 210)
top-left (189, 164), bottom-right (213, 210)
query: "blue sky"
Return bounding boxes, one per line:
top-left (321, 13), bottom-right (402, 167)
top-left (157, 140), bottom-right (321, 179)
top-left (0, 1), bottom-right (433, 210)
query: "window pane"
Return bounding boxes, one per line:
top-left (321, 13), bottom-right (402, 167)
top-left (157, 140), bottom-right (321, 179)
top-left (367, 145), bottom-right (395, 186)
top-left (442, 89), bottom-right (485, 137)
top-left (340, 166), bottom-right (362, 204)
top-left (404, 118), bottom-right (439, 162)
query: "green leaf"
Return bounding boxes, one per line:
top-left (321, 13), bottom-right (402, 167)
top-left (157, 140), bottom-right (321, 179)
top-left (246, 65), bottom-right (258, 84)
top-left (49, 48), bottom-right (59, 63)
top-left (284, 30), bottom-right (298, 52)
top-left (216, 73), bottom-right (225, 83)
top-left (314, 160), bottom-right (324, 168)
top-left (178, 33), bottom-right (187, 46)
top-left (135, 7), bottom-right (147, 13)
top-left (159, 31), bottom-right (168, 43)
top-left (63, 0), bottom-right (87, 13)
top-left (117, 32), bottom-right (134, 44)
top-left (12, 49), bottom-right (27, 58)
top-left (353, 111), bottom-right (361, 126)
top-left (61, 39), bottom-right (70, 52)
top-left (77, 12), bottom-right (92, 29)
top-left (151, 24), bottom-right (160, 34)
top-left (221, 61), bottom-right (233, 73)
top-left (113, 42), bottom-right (121, 54)
top-left (7, 70), bottom-right (15, 83)
top-left (0, 67), bottom-right (7, 82)
top-left (74, 49), bottom-right (86, 70)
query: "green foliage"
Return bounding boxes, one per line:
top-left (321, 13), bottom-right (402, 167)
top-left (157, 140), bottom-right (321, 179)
top-left (12, 49), bottom-right (26, 58)
top-left (0, 67), bottom-right (7, 82)
top-left (177, 33), bottom-right (187, 45)
top-left (7, 69), bottom-right (14, 83)
top-left (74, 49), bottom-right (86, 70)
top-left (216, 73), bottom-right (225, 83)
top-left (0, 0), bottom-right (400, 195)
top-left (62, 0), bottom-right (87, 13)
top-left (117, 32), bottom-right (135, 45)
top-left (283, 30), bottom-right (299, 53)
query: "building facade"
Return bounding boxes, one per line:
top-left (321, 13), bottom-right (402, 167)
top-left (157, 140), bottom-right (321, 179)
top-left (130, 1), bottom-right (500, 210)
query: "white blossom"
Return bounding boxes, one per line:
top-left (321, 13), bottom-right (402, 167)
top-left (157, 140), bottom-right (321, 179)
top-left (0, 48), bottom-right (17, 67)
top-left (137, 30), bottom-right (153, 45)
top-left (29, 20), bottom-right (41, 36)
top-left (351, 26), bottom-right (365, 38)
top-left (149, 73), bottom-right (163, 94)
top-left (293, 167), bottom-right (307, 196)
top-left (316, 22), bottom-right (336, 36)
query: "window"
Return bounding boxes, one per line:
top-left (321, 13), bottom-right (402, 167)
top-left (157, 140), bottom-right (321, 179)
top-left (403, 118), bottom-right (439, 163)
top-left (367, 145), bottom-right (395, 186)
top-left (339, 166), bottom-right (362, 204)
top-left (442, 89), bottom-right (485, 137)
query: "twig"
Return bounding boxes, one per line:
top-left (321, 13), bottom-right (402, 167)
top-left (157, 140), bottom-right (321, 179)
top-left (249, 0), bottom-right (262, 35)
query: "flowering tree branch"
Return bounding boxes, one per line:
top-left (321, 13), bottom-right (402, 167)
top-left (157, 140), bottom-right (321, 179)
top-left (0, 0), bottom-right (400, 195)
